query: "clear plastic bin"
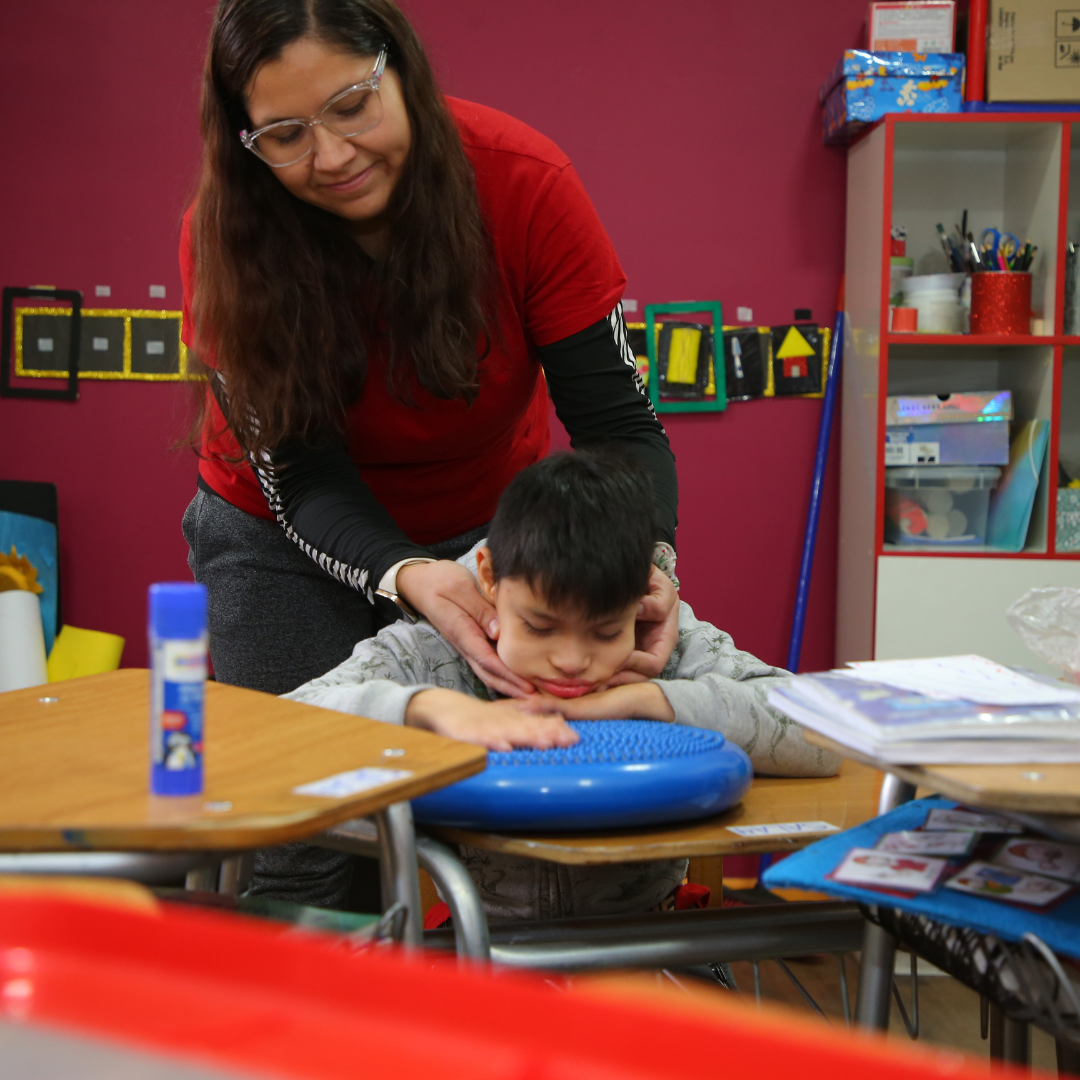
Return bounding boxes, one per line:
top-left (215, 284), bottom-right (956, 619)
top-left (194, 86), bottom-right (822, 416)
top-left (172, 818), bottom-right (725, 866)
top-left (884, 465), bottom-right (1001, 545)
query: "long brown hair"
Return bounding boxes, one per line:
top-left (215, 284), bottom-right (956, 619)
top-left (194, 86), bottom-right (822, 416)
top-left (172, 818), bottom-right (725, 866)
top-left (191, 0), bottom-right (493, 454)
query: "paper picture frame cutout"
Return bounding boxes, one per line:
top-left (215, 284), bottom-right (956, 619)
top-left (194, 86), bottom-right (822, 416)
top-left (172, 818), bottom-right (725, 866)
top-left (769, 324), bottom-right (827, 397)
top-left (722, 327), bottom-right (769, 400)
top-left (656, 321), bottom-right (714, 400)
top-left (14, 307), bottom-right (197, 382)
top-left (644, 302), bottom-right (726, 414)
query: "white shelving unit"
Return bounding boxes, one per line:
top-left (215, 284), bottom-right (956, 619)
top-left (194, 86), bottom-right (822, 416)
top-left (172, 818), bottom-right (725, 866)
top-left (838, 114), bottom-right (1080, 677)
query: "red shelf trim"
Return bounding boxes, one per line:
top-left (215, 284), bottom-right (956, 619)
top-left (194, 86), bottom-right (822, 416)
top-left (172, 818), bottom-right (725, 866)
top-left (880, 550), bottom-right (1080, 560)
top-left (887, 334), bottom-right (1062, 346)
top-left (892, 112), bottom-right (1080, 123)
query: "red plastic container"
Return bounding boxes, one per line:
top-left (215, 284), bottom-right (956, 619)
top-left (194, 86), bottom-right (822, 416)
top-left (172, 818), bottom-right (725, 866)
top-left (969, 272), bottom-right (1032, 335)
top-left (891, 307), bottom-right (918, 332)
top-left (0, 891), bottom-right (1030, 1080)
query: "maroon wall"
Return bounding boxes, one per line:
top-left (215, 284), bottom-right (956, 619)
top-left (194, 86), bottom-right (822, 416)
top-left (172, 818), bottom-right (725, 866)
top-left (0, 0), bottom-right (867, 670)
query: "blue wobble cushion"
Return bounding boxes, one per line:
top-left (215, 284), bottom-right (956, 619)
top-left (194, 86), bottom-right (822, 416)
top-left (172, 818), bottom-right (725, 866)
top-left (411, 720), bottom-right (752, 831)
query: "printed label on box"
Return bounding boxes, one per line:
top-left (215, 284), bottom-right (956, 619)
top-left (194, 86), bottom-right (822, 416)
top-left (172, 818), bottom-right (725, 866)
top-left (870, 1), bottom-right (957, 52)
top-left (1057, 39), bottom-right (1080, 65)
top-left (1058, 10), bottom-right (1080, 37)
top-left (885, 441), bottom-right (940, 465)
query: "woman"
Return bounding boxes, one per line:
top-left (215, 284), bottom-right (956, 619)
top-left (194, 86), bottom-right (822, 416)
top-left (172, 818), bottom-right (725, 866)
top-left (181, 0), bottom-right (680, 909)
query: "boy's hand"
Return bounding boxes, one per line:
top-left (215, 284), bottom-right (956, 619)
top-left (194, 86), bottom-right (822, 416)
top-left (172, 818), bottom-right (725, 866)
top-left (405, 688), bottom-right (580, 752)
top-left (396, 560), bottom-right (534, 699)
top-left (545, 682), bottom-right (675, 723)
top-left (606, 568), bottom-right (680, 685)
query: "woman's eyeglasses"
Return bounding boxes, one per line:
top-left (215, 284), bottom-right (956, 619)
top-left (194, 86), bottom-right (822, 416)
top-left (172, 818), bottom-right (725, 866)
top-left (240, 49), bottom-right (387, 168)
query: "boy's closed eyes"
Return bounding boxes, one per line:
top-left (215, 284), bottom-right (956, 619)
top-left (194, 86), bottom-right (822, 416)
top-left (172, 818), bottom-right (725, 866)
top-left (475, 546), bottom-right (637, 699)
top-left (401, 546), bottom-right (677, 749)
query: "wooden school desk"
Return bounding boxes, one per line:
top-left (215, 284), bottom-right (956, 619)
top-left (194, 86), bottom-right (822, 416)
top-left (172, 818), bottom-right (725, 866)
top-left (0, 669), bottom-right (485, 945)
top-left (807, 732), bottom-right (1080, 1055)
top-left (416, 760), bottom-right (882, 968)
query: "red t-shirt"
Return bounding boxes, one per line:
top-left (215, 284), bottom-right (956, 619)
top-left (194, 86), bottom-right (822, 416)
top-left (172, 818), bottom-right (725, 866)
top-left (180, 98), bottom-right (625, 545)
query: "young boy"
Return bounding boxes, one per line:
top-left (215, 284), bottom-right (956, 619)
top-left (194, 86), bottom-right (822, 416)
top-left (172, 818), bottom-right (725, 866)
top-left (287, 452), bottom-right (839, 920)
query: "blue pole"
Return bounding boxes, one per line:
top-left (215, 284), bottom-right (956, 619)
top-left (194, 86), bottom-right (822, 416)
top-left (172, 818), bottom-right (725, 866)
top-left (786, 310), bottom-right (844, 673)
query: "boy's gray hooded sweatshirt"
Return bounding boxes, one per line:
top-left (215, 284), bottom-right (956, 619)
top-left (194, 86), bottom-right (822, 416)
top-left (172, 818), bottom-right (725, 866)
top-left (285, 545), bottom-right (840, 920)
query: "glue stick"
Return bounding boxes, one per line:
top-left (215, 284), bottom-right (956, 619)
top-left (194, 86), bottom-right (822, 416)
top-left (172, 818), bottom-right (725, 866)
top-left (149, 582), bottom-right (208, 796)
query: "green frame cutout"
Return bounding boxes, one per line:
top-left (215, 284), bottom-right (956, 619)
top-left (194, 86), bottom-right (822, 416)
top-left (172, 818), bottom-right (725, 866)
top-left (644, 301), bottom-right (726, 414)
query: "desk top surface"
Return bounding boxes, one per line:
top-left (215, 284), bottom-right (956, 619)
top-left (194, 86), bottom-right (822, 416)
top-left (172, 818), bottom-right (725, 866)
top-left (427, 759), bottom-right (881, 865)
top-left (0, 669), bottom-right (486, 852)
top-left (805, 732), bottom-right (1080, 816)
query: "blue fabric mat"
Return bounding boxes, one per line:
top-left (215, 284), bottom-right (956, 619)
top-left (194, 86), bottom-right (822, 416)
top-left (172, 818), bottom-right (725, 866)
top-left (761, 797), bottom-right (1080, 959)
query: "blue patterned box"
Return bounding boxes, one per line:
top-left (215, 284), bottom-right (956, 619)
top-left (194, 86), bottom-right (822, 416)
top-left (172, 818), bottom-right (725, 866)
top-left (821, 50), bottom-right (965, 145)
top-left (1058, 488), bottom-right (1080, 552)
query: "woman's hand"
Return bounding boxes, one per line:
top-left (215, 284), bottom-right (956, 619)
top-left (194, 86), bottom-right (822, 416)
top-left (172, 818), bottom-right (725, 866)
top-left (405, 688), bottom-right (579, 752)
top-left (396, 560), bottom-right (534, 698)
top-left (604, 566), bottom-right (680, 687)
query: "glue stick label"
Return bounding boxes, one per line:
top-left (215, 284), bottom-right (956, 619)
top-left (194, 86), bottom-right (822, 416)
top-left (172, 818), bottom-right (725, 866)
top-left (150, 635), bottom-right (207, 796)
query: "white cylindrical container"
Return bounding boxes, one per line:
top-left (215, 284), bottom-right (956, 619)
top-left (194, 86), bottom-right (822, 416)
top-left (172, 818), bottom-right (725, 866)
top-left (901, 273), bottom-right (967, 334)
top-left (889, 256), bottom-right (914, 308)
top-left (0, 590), bottom-right (48, 692)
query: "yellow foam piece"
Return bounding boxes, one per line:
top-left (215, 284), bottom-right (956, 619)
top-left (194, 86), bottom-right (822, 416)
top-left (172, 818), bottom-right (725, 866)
top-left (775, 325), bottom-right (815, 359)
top-left (47, 625), bottom-right (125, 682)
top-left (666, 327), bottom-right (701, 384)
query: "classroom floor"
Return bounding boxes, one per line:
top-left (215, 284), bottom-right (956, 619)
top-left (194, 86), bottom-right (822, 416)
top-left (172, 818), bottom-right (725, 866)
top-left (723, 954), bottom-right (1059, 1072)
top-left (428, 867), bottom-right (1064, 1071)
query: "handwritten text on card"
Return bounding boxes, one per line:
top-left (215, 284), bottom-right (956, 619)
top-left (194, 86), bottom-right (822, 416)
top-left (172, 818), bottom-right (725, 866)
top-left (726, 821), bottom-right (840, 838)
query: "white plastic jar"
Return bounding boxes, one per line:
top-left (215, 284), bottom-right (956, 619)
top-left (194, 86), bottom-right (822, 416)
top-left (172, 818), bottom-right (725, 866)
top-left (900, 273), bottom-right (967, 334)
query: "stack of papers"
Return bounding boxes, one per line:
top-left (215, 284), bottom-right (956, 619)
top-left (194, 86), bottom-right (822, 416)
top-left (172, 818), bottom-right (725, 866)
top-left (768, 655), bottom-right (1080, 763)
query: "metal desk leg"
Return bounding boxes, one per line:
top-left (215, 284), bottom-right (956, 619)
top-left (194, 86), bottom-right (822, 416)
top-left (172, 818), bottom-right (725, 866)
top-left (855, 774), bottom-right (918, 1030)
top-left (1003, 1017), bottom-right (1030, 1066)
top-left (0, 852), bottom-right (212, 884)
top-left (416, 835), bottom-right (490, 962)
top-left (375, 802), bottom-right (423, 950)
top-left (989, 1005), bottom-right (1030, 1066)
top-left (218, 853), bottom-right (253, 897)
top-left (185, 860), bottom-right (221, 892)
top-left (1057, 1036), bottom-right (1080, 1076)
top-left (187, 854), bottom-right (251, 895)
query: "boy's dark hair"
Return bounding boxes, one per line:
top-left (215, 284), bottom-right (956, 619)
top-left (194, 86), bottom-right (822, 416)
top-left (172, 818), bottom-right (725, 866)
top-left (487, 450), bottom-right (656, 619)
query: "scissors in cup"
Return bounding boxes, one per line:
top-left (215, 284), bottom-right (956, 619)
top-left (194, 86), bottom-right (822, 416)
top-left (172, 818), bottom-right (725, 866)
top-left (980, 228), bottom-right (1020, 268)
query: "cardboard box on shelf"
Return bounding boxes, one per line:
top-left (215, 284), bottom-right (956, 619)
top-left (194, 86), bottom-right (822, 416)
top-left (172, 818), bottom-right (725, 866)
top-left (884, 420), bottom-right (1011, 465)
top-left (885, 390), bottom-right (1013, 425)
top-left (820, 51), bottom-right (965, 144)
top-left (870, 1), bottom-right (956, 52)
top-left (988, 0), bottom-right (1080, 101)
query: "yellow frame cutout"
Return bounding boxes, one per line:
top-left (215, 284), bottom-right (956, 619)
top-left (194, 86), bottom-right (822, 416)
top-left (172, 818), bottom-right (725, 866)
top-left (14, 307), bottom-right (196, 382)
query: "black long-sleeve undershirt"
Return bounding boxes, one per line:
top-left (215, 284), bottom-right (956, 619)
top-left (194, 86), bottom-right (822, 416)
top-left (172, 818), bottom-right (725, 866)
top-left (250, 307), bottom-right (678, 597)
top-left (535, 310), bottom-right (677, 547)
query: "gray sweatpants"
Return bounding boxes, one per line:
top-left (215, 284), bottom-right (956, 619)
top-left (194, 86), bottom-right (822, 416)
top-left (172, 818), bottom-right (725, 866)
top-left (182, 484), bottom-right (485, 911)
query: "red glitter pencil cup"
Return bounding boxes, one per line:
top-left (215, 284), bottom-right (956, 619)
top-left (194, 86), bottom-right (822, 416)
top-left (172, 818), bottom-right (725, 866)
top-left (970, 272), bottom-right (1031, 335)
